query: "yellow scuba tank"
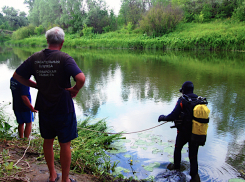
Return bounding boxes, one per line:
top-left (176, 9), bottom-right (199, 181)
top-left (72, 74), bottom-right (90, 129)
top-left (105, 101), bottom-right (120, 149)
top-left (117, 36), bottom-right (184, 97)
top-left (191, 97), bottom-right (210, 146)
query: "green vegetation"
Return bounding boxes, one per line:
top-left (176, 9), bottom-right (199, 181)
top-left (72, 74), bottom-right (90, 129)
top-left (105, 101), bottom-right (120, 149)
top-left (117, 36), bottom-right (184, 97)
top-left (29, 117), bottom-right (124, 180)
top-left (6, 20), bottom-right (245, 51)
top-left (1, 0), bottom-right (245, 49)
top-left (0, 102), bottom-right (13, 140)
top-left (0, 104), bottom-right (138, 181)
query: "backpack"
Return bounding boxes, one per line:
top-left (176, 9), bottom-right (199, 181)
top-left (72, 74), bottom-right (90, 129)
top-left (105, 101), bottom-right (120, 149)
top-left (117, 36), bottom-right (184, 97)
top-left (182, 95), bottom-right (210, 146)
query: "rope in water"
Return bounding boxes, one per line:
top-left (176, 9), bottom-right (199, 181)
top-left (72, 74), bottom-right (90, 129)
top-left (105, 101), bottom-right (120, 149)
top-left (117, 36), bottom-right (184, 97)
top-left (78, 121), bottom-right (168, 134)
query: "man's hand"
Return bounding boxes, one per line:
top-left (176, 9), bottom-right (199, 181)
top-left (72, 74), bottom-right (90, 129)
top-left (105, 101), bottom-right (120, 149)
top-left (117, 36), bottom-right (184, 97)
top-left (158, 115), bottom-right (166, 122)
top-left (66, 73), bottom-right (85, 98)
top-left (31, 108), bottom-right (38, 113)
top-left (21, 95), bottom-right (38, 113)
top-left (66, 85), bottom-right (79, 98)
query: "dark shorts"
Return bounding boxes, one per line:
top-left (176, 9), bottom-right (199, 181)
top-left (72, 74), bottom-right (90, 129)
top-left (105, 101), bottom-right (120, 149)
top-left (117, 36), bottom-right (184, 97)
top-left (14, 111), bottom-right (34, 124)
top-left (39, 112), bottom-right (78, 143)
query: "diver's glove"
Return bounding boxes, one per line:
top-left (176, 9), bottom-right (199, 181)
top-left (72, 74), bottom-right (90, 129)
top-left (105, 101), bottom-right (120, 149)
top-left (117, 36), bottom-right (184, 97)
top-left (158, 115), bottom-right (166, 122)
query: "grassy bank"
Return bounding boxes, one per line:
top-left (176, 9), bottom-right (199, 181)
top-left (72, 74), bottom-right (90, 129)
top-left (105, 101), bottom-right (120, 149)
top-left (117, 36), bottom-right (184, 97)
top-left (0, 103), bottom-right (142, 181)
top-left (5, 20), bottom-right (245, 51)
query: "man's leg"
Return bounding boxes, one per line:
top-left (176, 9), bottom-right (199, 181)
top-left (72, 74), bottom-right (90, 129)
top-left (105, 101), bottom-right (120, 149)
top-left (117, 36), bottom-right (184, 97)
top-left (24, 122), bottom-right (32, 138)
top-left (18, 123), bottom-right (24, 138)
top-left (59, 141), bottom-right (71, 182)
top-left (189, 142), bottom-right (199, 178)
top-left (43, 138), bottom-right (57, 181)
top-left (174, 132), bottom-right (187, 169)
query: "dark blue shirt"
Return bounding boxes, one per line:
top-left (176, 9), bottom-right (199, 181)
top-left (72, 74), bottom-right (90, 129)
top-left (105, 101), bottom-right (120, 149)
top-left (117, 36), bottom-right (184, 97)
top-left (16, 49), bottom-right (82, 114)
top-left (10, 77), bottom-right (31, 112)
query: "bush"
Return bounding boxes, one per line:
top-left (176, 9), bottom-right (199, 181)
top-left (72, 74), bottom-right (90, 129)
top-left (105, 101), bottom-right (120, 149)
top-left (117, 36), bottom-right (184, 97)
top-left (232, 1), bottom-right (245, 21)
top-left (139, 3), bottom-right (183, 37)
top-left (34, 25), bottom-right (46, 35)
top-left (82, 24), bottom-right (94, 37)
top-left (12, 25), bottom-right (35, 40)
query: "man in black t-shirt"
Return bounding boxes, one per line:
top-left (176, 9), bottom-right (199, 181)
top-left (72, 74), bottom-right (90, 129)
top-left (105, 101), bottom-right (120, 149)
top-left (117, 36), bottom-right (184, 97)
top-left (13, 27), bottom-right (85, 182)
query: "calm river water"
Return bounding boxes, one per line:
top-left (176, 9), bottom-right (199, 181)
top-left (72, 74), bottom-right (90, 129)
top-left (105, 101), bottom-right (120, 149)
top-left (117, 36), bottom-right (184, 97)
top-left (0, 46), bottom-right (245, 182)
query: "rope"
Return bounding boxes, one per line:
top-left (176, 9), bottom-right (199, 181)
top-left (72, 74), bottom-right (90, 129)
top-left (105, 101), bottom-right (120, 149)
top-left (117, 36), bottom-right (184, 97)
top-left (14, 135), bottom-right (32, 167)
top-left (78, 121), bottom-right (168, 135)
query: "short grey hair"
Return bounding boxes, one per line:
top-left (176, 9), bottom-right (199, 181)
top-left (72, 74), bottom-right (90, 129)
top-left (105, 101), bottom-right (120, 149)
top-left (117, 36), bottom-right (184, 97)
top-left (45, 27), bottom-right (65, 44)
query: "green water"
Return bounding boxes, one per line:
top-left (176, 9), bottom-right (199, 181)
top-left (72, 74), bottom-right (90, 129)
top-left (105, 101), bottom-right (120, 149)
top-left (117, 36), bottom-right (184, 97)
top-left (0, 46), bottom-right (245, 181)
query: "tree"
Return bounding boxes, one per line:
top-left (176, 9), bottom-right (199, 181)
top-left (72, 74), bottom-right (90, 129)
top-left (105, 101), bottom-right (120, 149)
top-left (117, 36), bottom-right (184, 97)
top-left (24, 0), bottom-right (35, 11)
top-left (109, 9), bottom-right (117, 31)
top-left (232, 0), bottom-right (245, 21)
top-left (60, 0), bottom-right (86, 33)
top-left (83, 0), bottom-right (111, 33)
top-left (139, 3), bottom-right (183, 36)
top-left (118, 0), bottom-right (145, 28)
top-left (28, 0), bottom-right (62, 28)
top-left (84, 7), bottom-right (110, 33)
top-left (172, 0), bottom-right (241, 22)
top-left (2, 6), bottom-right (29, 30)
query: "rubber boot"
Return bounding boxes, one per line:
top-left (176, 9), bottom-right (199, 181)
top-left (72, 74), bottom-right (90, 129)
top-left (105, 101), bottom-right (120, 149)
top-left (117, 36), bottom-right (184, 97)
top-left (190, 173), bottom-right (201, 182)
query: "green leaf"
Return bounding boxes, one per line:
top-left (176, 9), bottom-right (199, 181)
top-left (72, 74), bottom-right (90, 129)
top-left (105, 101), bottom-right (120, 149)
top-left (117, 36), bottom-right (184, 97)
top-left (5, 162), bottom-right (13, 170)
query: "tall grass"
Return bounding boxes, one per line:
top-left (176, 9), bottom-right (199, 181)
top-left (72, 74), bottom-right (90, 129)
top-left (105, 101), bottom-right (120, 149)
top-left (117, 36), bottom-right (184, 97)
top-left (29, 117), bottom-right (124, 180)
top-left (0, 103), bottom-right (13, 140)
top-left (0, 103), bottom-right (125, 180)
top-left (5, 19), bottom-right (245, 51)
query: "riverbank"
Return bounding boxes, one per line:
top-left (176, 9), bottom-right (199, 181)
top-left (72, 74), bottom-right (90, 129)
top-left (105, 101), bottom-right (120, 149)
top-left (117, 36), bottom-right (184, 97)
top-left (0, 138), bottom-right (146, 182)
top-left (0, 139), bottom-right (100, 182)
top-left (0, 109), bottom-right (143, 182)
top-left (5, 20), bottom-right (245, 51)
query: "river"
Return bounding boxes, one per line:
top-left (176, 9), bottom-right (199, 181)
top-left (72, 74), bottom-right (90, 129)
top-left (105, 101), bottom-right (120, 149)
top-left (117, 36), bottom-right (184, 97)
top-left (0, 46), bottom-right (245, 182)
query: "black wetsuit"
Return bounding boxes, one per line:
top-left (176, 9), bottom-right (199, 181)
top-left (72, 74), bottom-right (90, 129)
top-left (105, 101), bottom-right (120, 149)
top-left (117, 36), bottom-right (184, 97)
top-left (163, 93), bottom-right (199, 178)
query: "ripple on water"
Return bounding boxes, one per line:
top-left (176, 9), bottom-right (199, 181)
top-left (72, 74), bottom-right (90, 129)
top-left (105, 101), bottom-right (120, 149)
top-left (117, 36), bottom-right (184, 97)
top-left (199, 161), bottom-right (240, 182)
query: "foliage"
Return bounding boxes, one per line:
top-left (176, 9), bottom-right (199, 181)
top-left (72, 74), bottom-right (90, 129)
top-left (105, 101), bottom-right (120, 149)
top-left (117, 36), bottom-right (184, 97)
top-left (82, 24), bottom-right (94, 37)
top-left (173, 0), bottom-right (241, 23)
top-left (139, 3), bottom-right (184, 36)
top-left (27, 117), bottom-right (123, 179)
top-left (69, 118), bottom-right (122, 177)
top-left (11, 25), bottom-right (35, 40)
top-left (24, 0), bottom-right (35, 11)
top-left (232, 0), bottom-right (245, 21)
top-left (60, 0), bottom-right (86, 33)
top-left (1, 6), bottom-right (28, 31)
top-left (0, 31), bottom-right (11, 42)
top-left (84, 7), bottom-right (109, 34)
top-left (34, 25), bottom-right (45, 35)
top-left (0, 149), bottom-right (18, 180)
top-left (28, 0), bottom-right (114, 34)
top-left (118, 0), bottom-right (145, 28)
top-left (7, 20), bottom-right (245, 51)
top-left (0, 103), bottom-right (13, 140)
top-left (3, 0), bottom-right (245, 35)
top-left (28, 0), bottom-right (62, 28)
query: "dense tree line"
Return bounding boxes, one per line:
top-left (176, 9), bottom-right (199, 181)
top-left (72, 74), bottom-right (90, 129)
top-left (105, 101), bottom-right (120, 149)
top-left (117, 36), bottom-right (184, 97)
top-left (0, 6), bottom-right (28, 31)
top-left (1, 0), bottom-right (245, 38)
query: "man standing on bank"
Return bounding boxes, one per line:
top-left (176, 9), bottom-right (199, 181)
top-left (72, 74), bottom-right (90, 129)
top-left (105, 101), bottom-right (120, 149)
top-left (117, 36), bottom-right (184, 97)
top-left (158, 81), bottom-right (201, 182)
top-left (10, 77), bottom-right (37, 139)
top-left (13, 27), bottom-right (85, 182)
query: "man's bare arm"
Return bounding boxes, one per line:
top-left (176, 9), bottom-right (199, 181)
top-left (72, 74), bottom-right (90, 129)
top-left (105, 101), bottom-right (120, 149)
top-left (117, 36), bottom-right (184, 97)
top-left (21, 95), bottom-right (38, 113)
top-left (13, 72), bottom-right (37, 89)
top-left (66, 73), bottom-right (86, 98)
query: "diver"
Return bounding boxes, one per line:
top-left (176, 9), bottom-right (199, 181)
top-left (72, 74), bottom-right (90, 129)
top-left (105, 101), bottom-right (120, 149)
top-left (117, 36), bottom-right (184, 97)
top-left (158, 81), bottom-right (204, 182)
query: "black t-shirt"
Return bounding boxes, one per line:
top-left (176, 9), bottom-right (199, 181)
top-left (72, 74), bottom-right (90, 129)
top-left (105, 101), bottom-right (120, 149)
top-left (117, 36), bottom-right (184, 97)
top-left (16, 49), bottom-right (82, 114)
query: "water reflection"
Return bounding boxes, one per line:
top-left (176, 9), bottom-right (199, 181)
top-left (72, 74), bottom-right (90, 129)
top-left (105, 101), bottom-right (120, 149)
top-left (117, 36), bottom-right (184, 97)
top-left (0, 46), bottom-right (244, 181)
